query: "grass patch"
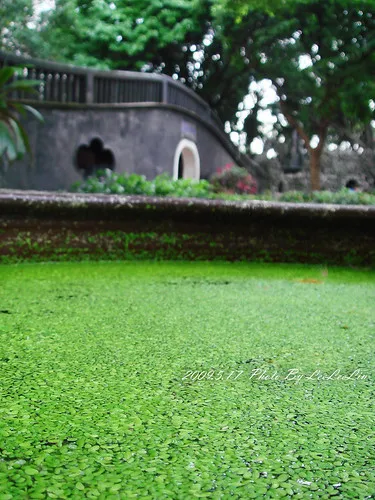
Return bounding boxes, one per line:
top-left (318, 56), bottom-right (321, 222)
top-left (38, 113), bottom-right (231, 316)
top-left (0, 261), bottom-right (374, 498)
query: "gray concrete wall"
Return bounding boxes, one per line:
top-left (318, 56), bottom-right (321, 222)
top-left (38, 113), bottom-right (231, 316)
top-left (0, 105), bottom-right (237, 191)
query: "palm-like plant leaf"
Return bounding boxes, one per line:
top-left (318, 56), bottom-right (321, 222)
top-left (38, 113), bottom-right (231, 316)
top-left (0, 66), bottom-right (43, 164)
top-left (1, 79), bottom-right (41, 94)
top-left (7, 102), bottom-right (28, 117)
top-left (0, 68), bottom-right (15, 88)
top-left (21, 104), bottom-right (44, 122)
top-left (0, 122), bottom-right (18, 161)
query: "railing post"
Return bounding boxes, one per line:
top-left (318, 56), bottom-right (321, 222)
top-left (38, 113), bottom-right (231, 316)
top-left (162, 79), bottom-right (168, 103)
top-left (86, 72), bottom-right (94, 103)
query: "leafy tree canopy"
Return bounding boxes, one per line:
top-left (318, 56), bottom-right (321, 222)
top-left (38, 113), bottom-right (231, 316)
top-left (213, 0), bottom-right (375, 188)
top-left (27, 0), bottom-right (211, 70)
top-left (0, 0), bottom-right (34, 53)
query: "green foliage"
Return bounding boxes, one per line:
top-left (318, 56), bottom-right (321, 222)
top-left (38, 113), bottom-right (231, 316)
top-left (216, 0), bottom-right (375, 187)
top-left (207, 189), bottom-right (375, 205)
top-left (27, 0), bottom-right (212, 72)
top-left (0, 261), bottom-right (374, 497)
top-left (0, 0), bottom-right (34, 53)
top-left (0, 66), bottom-right (43, 163)
top-left (280, 189), bottom-right (375, 205)
top-left (72, 169), bottom-right (213, 198)
top-left (210, 163), bottom-right (258, 194)
top-left (71, 170), bottom-right (375, 204)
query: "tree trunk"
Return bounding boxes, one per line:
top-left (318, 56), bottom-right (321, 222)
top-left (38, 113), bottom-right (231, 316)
top-left (278, 101), bottom-right (327, 191)
top-left (310, 147), bottom-right (322, 191)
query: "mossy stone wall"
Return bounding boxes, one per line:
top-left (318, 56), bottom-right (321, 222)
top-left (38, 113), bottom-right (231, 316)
top-left (1, 190), bottom-right (374, 266)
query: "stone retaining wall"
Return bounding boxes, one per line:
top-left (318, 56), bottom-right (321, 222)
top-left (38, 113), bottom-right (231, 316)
top-left (1, 190), bottom-right (374, 266)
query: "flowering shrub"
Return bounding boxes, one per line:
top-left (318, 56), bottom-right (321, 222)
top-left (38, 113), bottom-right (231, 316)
top-left (210, 163), bottom-right (257, 194)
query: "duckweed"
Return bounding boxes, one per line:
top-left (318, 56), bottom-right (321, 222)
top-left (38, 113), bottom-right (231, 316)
top-left (0, 261), bottom-right (374, 498)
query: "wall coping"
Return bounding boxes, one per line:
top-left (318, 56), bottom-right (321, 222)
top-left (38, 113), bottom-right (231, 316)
top-left (1, 189), bottom-right (374, 220)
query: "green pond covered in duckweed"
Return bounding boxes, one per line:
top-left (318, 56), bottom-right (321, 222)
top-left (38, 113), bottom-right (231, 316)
top-left (0, 261), bottom-right (374, 499)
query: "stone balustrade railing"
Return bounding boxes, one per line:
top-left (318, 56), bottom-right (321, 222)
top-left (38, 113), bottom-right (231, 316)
top-left (0, 51), bottom-right (223, 130)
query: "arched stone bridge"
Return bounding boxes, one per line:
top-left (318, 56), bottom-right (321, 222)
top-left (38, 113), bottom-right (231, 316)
top-left (0, 51), bottom-right (247, 191)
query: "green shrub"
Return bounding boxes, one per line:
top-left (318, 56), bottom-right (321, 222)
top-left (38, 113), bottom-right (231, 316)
top-left (279, 191), bottom-right (310, 203)
top-left (72, 169), bottom-right (213, 198)
top-left (280, 189), bottom-right (375, 205)
top-left (71, 170), bottom-right (375, 205)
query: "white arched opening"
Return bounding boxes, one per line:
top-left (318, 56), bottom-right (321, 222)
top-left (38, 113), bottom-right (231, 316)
top-left (173, 139), bottom-right (200, 181)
